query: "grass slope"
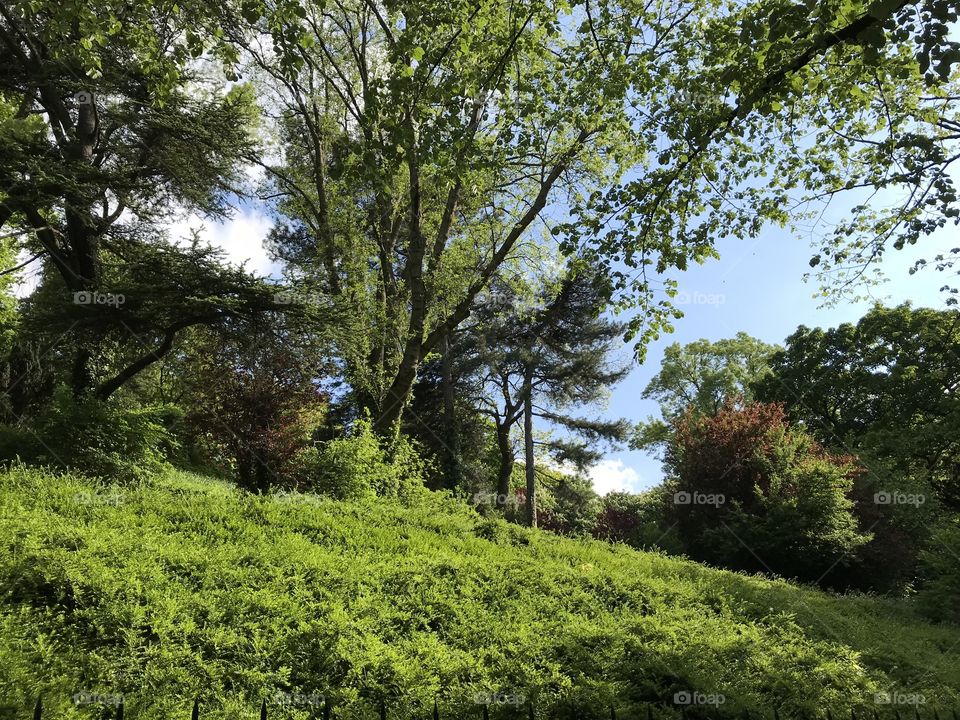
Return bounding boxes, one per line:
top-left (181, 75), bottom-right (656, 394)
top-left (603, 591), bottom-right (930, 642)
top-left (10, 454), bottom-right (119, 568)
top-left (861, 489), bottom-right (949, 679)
top-left (0, 465), bottom-right (958, 719)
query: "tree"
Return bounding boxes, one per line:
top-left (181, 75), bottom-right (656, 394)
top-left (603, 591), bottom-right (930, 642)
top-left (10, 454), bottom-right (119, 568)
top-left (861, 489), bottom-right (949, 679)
top-left (751, 304), bottom-right (960, 590)
top-left (568, 0), bottom-right (960, 308)
top-left (534, 467), bottom-right (601, 536)
top-left (0, 0), bottom-right (264, 395)
top-left (455, 266), bottom-right (630, 526)
top-left (0, 230), bottom-right (23, 420)
top-left (592, 490), bottom-right (682, 553)
top-left (633, 333), bottom-right (779, 452)
top-left (917, 518), bottom-right (960, 623)
top-left (406, 354), bottom-right (500, 493)
top-left (663, 400), bottom-right (871, 585)
top-left (753, 304), bottom-right (960, 509)
top-left (246, 0), bottom-right (941, 435)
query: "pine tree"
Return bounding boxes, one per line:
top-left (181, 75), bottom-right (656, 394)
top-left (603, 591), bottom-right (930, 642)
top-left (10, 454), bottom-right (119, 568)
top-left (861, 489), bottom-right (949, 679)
top-left (456, 266), bottom-right (630, 526)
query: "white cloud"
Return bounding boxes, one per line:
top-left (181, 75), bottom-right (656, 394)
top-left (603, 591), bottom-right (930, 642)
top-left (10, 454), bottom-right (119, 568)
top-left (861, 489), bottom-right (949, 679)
top-left (169, 209), bottom-right (280, 278)
top-left (588, 458), bottom-right (644, 495)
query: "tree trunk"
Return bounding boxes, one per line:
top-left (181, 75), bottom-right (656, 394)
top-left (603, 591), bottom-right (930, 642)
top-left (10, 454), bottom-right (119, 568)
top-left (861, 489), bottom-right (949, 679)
top-left (254, 457), bottom-right (271, 495)
top-left (440, 331), bottom-right (462, 490)
top-left (373, 135), bottom-right (427, 436)
top-left (523, 368), bottom-right (536, 527)
top-left (495, 421), bottom-right (514, 509)
top-left (64, 96), bottom-right (101, 397)
top-left (71, 347), bottom-right (94, 397)
top-left (237, 449), bottom-right (253, 492)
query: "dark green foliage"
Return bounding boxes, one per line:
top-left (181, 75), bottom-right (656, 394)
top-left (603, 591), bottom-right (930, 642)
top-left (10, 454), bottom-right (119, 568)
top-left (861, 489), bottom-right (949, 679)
top-left (0, 388), bottom-right (179, 482)
top-left (406, 366), bottom-right (501, 493)
top-left (450, 267), bottom-right (630, 524)
top-left (533, 468), bottom-right (601, 536)
top-left (0, 466), bottom-right (958, 719)
top-left (592, 491), bottom-right (683, 554)
top-left (838, 456), bottom-right (941, 594)
top-left (472, 269), bottom-right (631, 470)
top-left (0, 0), bottom-right (278, 399)
top-left (754, 305), bottom-right (960, 591)
top-left (173, 320), bottom-right (330, 493)
top-left (917, 519), bottom-right (960, 624)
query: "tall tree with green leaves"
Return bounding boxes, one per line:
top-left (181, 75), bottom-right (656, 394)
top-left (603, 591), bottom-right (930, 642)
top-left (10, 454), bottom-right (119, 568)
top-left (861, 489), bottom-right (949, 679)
top-left (245, 0), bottom-right (951, 435)
top-left (0, 0), bottom-right (266, 395)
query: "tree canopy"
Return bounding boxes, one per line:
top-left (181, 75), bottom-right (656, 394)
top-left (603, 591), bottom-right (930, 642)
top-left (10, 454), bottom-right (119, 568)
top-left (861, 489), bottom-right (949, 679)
top-left (633, 333), bottom-right (779, 451)
top-left (755, 303), bottom-right (960, 508)
top-left (237, 0), bottom-right (958, 434)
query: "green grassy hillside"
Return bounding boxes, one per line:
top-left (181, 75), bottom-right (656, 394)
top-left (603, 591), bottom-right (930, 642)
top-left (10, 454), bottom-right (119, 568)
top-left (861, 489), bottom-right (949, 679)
top-left (0, 465), bottom-right (958, 719)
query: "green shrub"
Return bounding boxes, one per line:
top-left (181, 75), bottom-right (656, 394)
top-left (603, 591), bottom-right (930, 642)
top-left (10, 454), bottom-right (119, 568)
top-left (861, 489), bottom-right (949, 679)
top-left (0, 423), bottom-right (42, 463)
top-left (301, 418), bottom-right (428, 500)
top-left (0, 388), bottom-right (179, 482)
top-left (840, 456), bottom-right (939, 593)
top-left (536, 469), bottom-right (601, 536)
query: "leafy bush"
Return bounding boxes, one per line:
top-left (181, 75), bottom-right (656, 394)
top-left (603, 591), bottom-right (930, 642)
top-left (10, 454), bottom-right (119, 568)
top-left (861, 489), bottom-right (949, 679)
top-left (0, 388), bottom-right (178, 482)
top-left (664, 401), bottom-right (870, 584)
top-left (0, 423), bottom-right (41, 463)
top-left (917, 519), bottom-right (960, 624)
top-left (301, 418), bottom-right (429, 500)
